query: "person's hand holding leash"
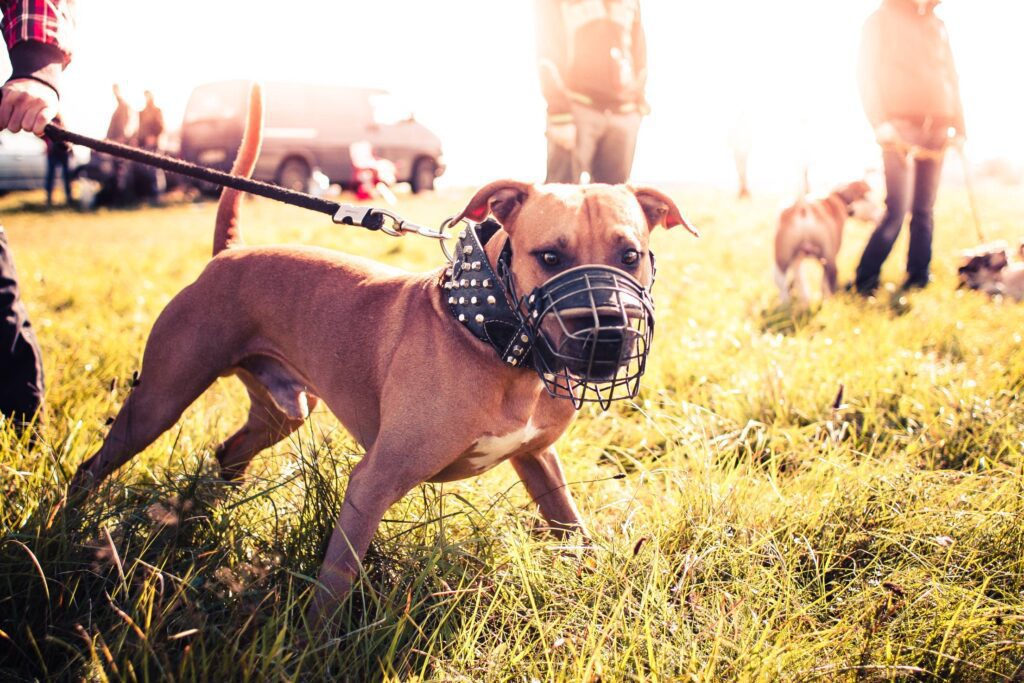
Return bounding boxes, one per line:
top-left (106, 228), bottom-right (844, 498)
top-left (0, 78), bottom-right (58, 136)
top-left (547, 121), bottom-right (576, 151)
top-left (874, 121), bottom-right (898, 145)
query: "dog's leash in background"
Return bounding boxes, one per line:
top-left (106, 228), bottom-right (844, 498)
top-left (38, 122), bottom-right (450, 241)
top-left (882, 138), bottom-right (986, 244)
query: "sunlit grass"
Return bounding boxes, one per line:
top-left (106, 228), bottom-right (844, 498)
top-left (1, 185), bottom-right (1023, 680)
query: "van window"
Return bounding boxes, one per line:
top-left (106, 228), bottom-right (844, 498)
top-left (184, 82), bottom-right (247, 124)
top-left (369, 93), bottom-right (414, 126)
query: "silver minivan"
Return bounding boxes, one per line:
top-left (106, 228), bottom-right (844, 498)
top-left (179, 80), bottom-right (445, 193)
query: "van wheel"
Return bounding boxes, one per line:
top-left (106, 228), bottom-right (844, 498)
top-left (410, 158), bottom-right (436, 194)
top-left (277, 158), bottom-right (312, 192)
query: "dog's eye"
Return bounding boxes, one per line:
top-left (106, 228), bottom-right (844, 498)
top-left (621, 249), bottom-right (641, 267)
top-left (539, 251), bottom-right (561, 267)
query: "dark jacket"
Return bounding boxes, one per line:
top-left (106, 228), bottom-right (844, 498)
top-left (536, 0), bottom-right (647, 122)
top-left (858, 0), bottom-right (965, 134)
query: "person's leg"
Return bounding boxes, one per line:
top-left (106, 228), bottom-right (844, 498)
top-left (61, 157), bottom-right (72, 204)
top-left (590, 111), bottom-right (642, 184)
top-left (904, 152), bottom-right (945, 288)
top-left (570, 103), bottom-right (604, 183)
top-left (0, 228), bottom-right (45, 429)
top-left (854, 147), bottom-right (911, 293)
top-left (545, 139), bottom-right (576, 184)
top-left (44, 159), bottom-right (55, 207)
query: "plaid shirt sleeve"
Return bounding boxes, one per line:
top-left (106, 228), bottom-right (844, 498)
top-left (1, 0), bottom-right (74, 62)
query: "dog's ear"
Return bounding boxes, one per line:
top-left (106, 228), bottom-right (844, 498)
top-left (629, 187), bottom-right (698, 236)
top-left (452, 180), bottom-right (532, 229)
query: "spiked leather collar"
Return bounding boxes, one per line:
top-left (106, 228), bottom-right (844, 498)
top-left (442, 219), bottom-right (535, 368)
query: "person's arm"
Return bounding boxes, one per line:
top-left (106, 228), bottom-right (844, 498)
top-left (631, 3), bottom-right (649, 114)
top-left (0, 0), bottom-right (75, 135)
top-left (857, 12), bottom-right (885, 130)
top-left (536, 0), bottom-right (572, 125)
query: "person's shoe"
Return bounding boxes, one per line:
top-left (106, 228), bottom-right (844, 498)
top-left (845, 280), bottom-right (877, 297)
top-left (901, 274), bottom-right (931, 291)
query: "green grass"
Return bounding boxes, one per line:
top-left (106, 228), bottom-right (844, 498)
top-left (1, 184), bottom-right (1023, 681)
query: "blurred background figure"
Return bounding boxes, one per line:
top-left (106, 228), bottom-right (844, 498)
top-left (44, 113), bottom-right (73, 207)
top-left (137, 89), bottom-right (164, 150)
top-left (0, 0), bottom-right (75, 430)
top-left (135, 89), bottom-right (166, 201)
top-left (536, 0), bottom-right (649, 184)
top-left (852, 0), bottom-right (966, 295)
top-left (730, 111), bottom-right (753, 200)
top-left (106, 83), bottom-right (132, 143)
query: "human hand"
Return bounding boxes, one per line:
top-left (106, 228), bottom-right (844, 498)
top-left (547, 122), bottom-right (576, 151)
top-left (0, 79), bottom-right (58, 136)
top-left (874, 121), bottom-right (898, 145)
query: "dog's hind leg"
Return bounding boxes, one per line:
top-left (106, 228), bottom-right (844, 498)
top-left (215, 366), bottom-right (318, 481)
top-left (774, 264), bottom-right (791, 304)
top-left (69, 297), bottom-right (235, 494)
top-left (822, 260), bottom-right (839, 298)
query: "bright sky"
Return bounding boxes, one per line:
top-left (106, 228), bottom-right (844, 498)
top-left (3, 1), bottom-right (1022, 191)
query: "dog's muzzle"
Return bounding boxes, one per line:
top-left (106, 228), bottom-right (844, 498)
top-left (444, 219), bottom-right (656, 410)
top-left (521, 265), bottom-right (654, 408)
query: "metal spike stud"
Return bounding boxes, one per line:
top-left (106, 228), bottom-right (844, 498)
top-left (463, 245), bottom-right (473, 255)
top-left (472, 262), bottom-right (482, 271)
top-left (459, 297), bottom-right (466, 304)
top-left (521, 334), bottom-right (529, 343)
top-left (513, 345), bottom-right (523, 355)
top-left (458, 314), bottom-right (466, 322)
top-left (475, 314), bottom-right (485, 323)
top-left (470, 279), bottom-right (478, 287)
top-left (448, 297), bottom-right (456, 304)
top-left (483, 279), bottom-right (492, 288)
top-left (470, 297), bottom-right (478, 305)
top-left (487, 295), bottom-right (496, 305)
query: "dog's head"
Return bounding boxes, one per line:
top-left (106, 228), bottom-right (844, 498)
top-left (452, 181), bottom-right (696, 395)
top-left (958, 242), bottom-right (1010, 292)
top-left (834, 180), bottom-right (883, 223)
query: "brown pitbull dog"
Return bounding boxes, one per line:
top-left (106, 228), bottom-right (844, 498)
top-left (70, 86), bottom-right (696, 627)
top-left (774, 181), bottom-right (880, 304)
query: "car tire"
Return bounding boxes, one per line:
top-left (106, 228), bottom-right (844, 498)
top-left (410, 157), bottom-right (437, 194)
top-left (277, 157), bottom-right (312, 192)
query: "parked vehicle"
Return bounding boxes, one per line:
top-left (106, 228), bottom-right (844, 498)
top-left (0, 130), bottom-right (89, 194)
top-left (179, 81), bottom-right (445, 194)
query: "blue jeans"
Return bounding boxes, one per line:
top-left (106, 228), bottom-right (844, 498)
top-left (855, 123), bottom-right (948, 292)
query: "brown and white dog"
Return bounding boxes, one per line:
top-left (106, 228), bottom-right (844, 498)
top-left (68, 86), bottom-right (697, 627)
top-left (774, 181), bottom-right (879, 304)
top-left (958, 241), bottom-right (1024, 300)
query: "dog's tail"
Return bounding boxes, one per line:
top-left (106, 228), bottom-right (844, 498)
top-left (213, 83), bottom-right (264, 257)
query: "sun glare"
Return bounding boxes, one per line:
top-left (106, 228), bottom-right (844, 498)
top-left (3, 1), bottom-right (1020, 190)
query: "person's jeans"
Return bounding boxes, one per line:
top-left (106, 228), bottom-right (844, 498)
top-left (0, 228), bottom-right (44, 425)
top-left (545, 105), bottom-right (642, 184)
top-left (45, 155), bottom-right (72, 205)
top-left (855, 123), bottom-right (948, 292)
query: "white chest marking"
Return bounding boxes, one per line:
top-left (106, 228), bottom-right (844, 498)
top-left (467, 419), bottom-right (542, 468)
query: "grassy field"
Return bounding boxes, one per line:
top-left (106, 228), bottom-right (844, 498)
top-left (1, 183), bottom-right (1023, 681)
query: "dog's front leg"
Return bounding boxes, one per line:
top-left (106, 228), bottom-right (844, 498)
top-left (306, 442), bottom-right (435, 629)
top-left (509, 446), bottom-right (589, 539)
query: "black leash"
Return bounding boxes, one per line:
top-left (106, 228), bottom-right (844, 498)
top-left (42, 123), bottom-right (449, 240)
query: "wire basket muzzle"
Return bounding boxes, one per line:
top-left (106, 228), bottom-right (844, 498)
top-left (525, 266), bottom-right (654, 409)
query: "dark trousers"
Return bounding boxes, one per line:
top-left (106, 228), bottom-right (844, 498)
top-left (0, 228), bottom-right (44, 423)
top-left (855, 127), bottom-right (947, 292)
top-left (45, 154), bottom-right (72, 205)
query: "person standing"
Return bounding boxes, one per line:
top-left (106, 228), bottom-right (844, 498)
top-left (44, 113), bottom-right (72, 207)
top-left (536, 0), bottom-right (649, 185)
top-left (137, 89), bottom-right (164, 150)
top-left (0, 0), bottom-right (75, 429)
top-left (106, 83), bottom-right (132, 143)
top-left (852, 0), bottom-right (965, 295)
